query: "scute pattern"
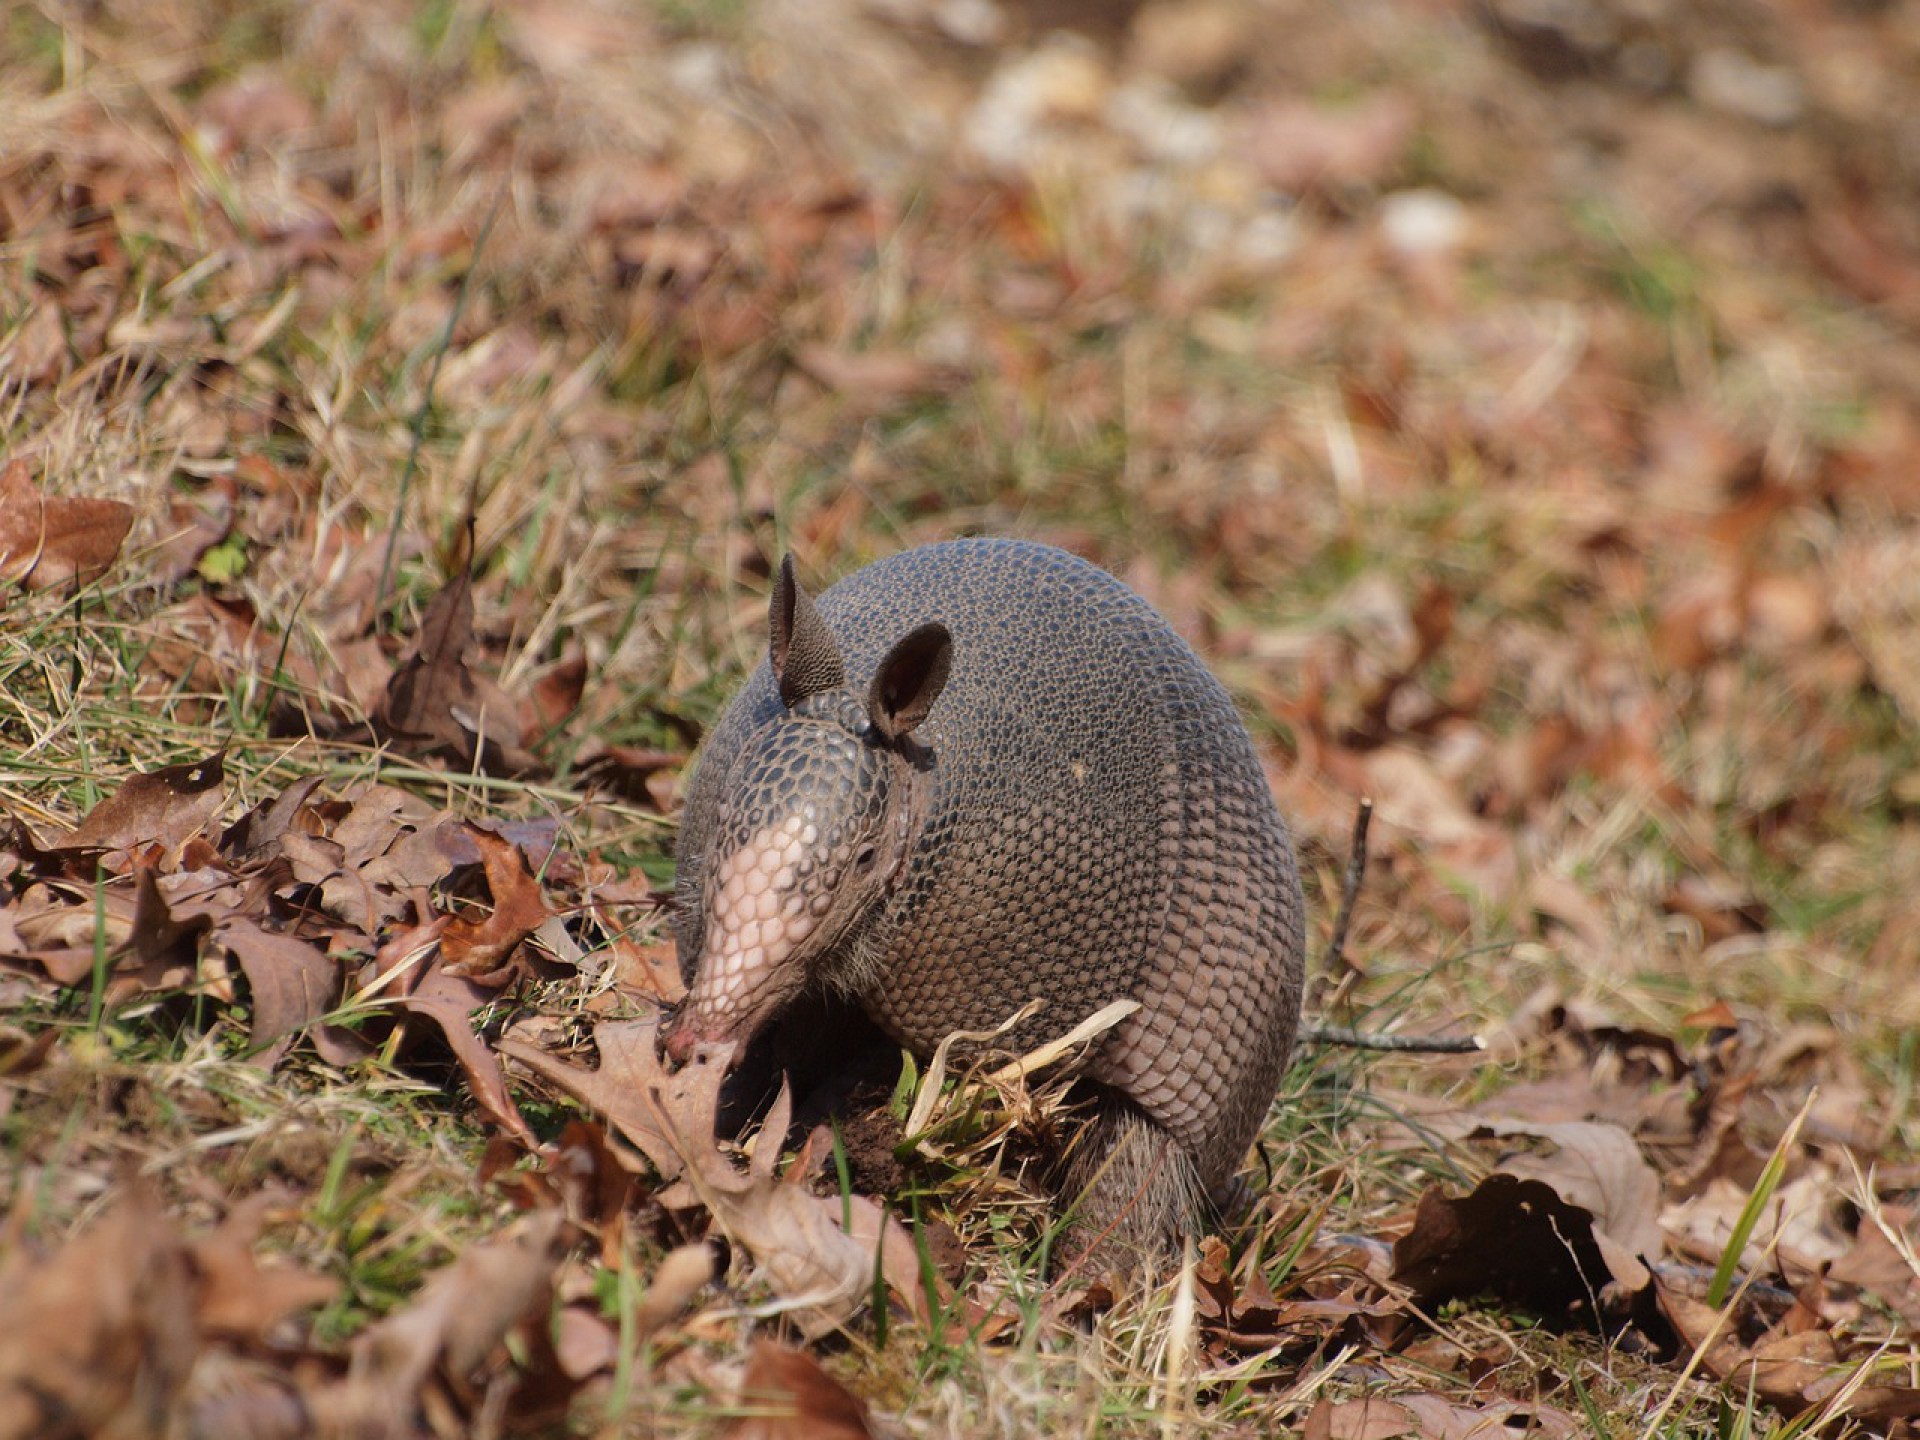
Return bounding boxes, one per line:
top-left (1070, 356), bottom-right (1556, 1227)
top-left (675, 538), bottom-right (1306, 1194)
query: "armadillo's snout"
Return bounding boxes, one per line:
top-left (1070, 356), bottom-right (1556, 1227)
top-left (656, 1009), bottom-right (700, 1067)
top-left (665, 816), bottom-right (830, 1070)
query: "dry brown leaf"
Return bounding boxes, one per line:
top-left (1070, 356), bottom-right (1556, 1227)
top-left (151, 476), bottom-right (237, 585)
top-left (221, 775), bottom-right (325, 861)
top-left (499, 1018), bottom-right (688, 1179)
top-left (551, 1305), bottom-right (620, 1381)
top-left (0, 1025), bottom-right (58, 1079)
top-left (666, 1056), bottom-right (936, 1340)
top-left (724, 1340), bottom-right (876, 1440)
top-left (1192, 1233), bottom-right (1349, 1345)
top-left (440, 826), bottom-right (550, 977)
top-left (1304, 1393), bottom-right (1581, 1439)
top-left (394, 941), bottom-right (535, 1145)
top-left (1661, 1171), bottom-right (1851, 1282)
top-left (378, 562), bottom-right (478, 742)
top-left (501, 1022), bottom-right (937, 1339)
top-left (0, 459), bottom-right (135, 591)
top-left (1391, 1173), bottom-right (1647, 1323)
top-left (0, 1183), bottom-right (199, 1439)
top-left (605, 937), bottom-right (686, 1005)
top-left (213, 919), bottom-right (346, 1061)
top-left (65, 752), bottom-right (227, 856)
top-left (579, 743), bottom-right (687, 810)
top-left (528, 653), bottom-right (587, 736)
top-left (1656, 1277), bottom-right (1920, 1423)
top-left (189, 1191), bottom-right (340, 1340)
top-left (635, 1242), bottom-right (717, 1339)
top-left (1466, 1118), bottom-right (1663, 1287)
top-left (1829, 1204), bottom-right (1920, 1325)
top-left (311, 1210), bottom-right (569, 1434)
top-left (118, 862), bottom-right (215, 998)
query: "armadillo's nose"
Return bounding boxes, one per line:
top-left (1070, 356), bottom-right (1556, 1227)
top-left (657, 1010), bottom-right (699, 1068)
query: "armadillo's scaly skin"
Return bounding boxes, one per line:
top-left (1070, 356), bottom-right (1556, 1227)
top-left (674, 538), bottom-right (1306, 1195)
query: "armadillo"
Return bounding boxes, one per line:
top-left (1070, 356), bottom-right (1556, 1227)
top-left (662, 538), bottom-right (1306, 1261)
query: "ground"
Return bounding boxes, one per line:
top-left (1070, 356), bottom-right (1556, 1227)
top-left (3, 0), bottom-right (1920, 1435)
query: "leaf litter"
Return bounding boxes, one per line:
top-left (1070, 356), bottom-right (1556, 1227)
top-left (5, 0), bottom-right (1920, 1432)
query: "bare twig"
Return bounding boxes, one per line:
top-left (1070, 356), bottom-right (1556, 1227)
top-left (1302, 799), bottom-right (1481, 1053)
top-left (1300, 1024), bottom-right (1483, 1054)
top-left (1320, 797), bottom-right (1372, 979)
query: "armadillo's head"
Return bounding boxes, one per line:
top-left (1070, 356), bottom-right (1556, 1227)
top-left (660, 555), bottom-right (950, 1067)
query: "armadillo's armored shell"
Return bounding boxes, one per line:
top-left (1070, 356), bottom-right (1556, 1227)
top-left (675, 538), bottom-right (1306, 1194)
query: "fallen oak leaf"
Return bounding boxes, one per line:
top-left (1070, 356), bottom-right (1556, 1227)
top-left (0, 1182), bottom-right (199, 1438)
top-left (377, 559), bottom-right (478, 751)
top-left (604, 937), bottom-right (686, 1005)
top-left (500, 1019), bottom-right (939, 1339)
top-left (1, 880), bottom-right (139, 985)
top-left (441, 825), bottom-right (551, 978)
top-left (528, 652), bottom-right (587, 737)
top-left (1655, 1277), bottom-right (1920, 1422)
top-left (389, 932), bottom-right (535, 1145)
top-left (1391, 1173), bottom-right (1656, 1329)
top-left (151, 474), bottom-right (237, 585)
top-left (724, 1340), bottom-right (876, 1440)
top-left (116, 862), bottom-right (215, 999)
top-left (552, 1305), bottom-right (620, 1383)
top-left (577, 742), bottom-right (686, 810)
top-left (309, 1209), bottom-right (570, 1435)
top-left (374, 553), bottom-right (540, 775)
top-left (664, 1048), bottom-right (939, 1341)
top-left (212, 918), bottom-right (352, 1065)
top-left (635, 1241), bottom-right (718, 1340)
top-left (220, 774), bottom-right (325, 862)
top-left (0, 459), bottom-right (135, 591)
top-left (499, 1018), bottom-right (687, 1179)
top-left (436, 815), bottom-right (567, 878)
top-left (189, 1190), bottom-right (340, 1340)
top-left (1303, 1393), bottom-right (1582, 1440)
top-left (0, 812), bottom-right (101, 881)
top-left (64, 751), bottom-right (227, 857)
top-left (1464, 1118), bottom-right (1662, 1291)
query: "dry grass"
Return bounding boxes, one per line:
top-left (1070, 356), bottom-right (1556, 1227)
top-left (4, 0), bottom-right (1920, 1434)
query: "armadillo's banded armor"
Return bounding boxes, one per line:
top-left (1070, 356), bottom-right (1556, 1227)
top-left (675, 538), bottom-right (1306, 1192)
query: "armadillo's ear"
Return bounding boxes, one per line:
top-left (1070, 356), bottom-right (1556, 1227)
top-left (868, 622), bottom-right (951, 741)
top-left (770, 554), bottom-right (847, 706)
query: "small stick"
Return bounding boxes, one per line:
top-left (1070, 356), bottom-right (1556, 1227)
top-left (1305, 798), bottom-right (1484, 1055)
top-left (1300, 1024), bottom-right (1483, 1054)
top-left (1320, 797), bottom-right (1373, 979)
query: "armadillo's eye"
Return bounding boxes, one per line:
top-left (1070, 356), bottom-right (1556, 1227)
top-left (853, 844), bottom-right (878, 872)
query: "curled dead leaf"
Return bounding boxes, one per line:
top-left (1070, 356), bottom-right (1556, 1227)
top-left (636, 1241), bottom-right (717, 1339)
top-left (1656, 1276), bottom-right (1920, 1424)
top-left (440, 825), bottom-right (551, 978)
top-left (1466, 1118), bottom-right (1663, 1288)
